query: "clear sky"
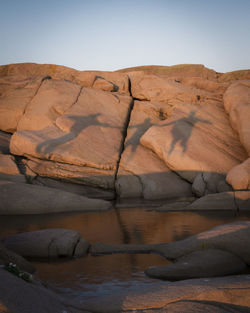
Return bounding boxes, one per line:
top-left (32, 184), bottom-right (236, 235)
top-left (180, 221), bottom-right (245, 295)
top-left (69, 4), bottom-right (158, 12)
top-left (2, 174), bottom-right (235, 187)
top-left (0, 0), bottom-right (249, 73)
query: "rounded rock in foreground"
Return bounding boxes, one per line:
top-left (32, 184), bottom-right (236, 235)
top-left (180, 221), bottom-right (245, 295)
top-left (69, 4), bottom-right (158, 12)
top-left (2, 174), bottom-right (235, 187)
top-left (145, 249), bottom-right (247, 281)
top-left (2, 229), bottom-right (90, 258)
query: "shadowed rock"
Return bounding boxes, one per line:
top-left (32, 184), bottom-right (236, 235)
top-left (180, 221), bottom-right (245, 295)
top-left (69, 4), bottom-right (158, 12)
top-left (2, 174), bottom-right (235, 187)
top-left (2, 229), bottom-right (89, 258)
top-left (145, 249), bottom-right (246, 280)
top-left (0, 180), bottom-right (111, 215)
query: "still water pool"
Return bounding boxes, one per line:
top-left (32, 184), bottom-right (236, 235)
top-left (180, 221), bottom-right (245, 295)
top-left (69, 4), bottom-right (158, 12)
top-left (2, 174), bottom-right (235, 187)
top-left (1, 208), bottom-right (250, 302)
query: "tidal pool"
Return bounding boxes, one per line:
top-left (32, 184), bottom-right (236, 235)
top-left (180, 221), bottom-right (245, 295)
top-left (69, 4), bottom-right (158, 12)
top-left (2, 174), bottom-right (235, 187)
top-left (1, 208), bottom-right (250, 302)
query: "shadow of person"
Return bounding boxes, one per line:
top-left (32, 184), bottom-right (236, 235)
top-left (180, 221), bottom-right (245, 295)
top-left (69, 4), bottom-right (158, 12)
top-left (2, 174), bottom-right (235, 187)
top-left (125, 118), bottom-right (154, 161)
top-left (167, 111), bottom-right (212, 155)
top-left (36, 113), bottom-right (117, 155)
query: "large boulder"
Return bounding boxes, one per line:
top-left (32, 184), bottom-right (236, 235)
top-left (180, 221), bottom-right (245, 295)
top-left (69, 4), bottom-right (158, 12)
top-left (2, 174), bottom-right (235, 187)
top-left (2, 229), bottom-right (89, 258)
top-left (157, 221), bottom-right (250, 264)
top-left (10, 86), bottom-right (132, 167)
top-left (140, 102), bottom-right (247, 183)
top-left (223, 80), bottom-right (250, 155)
top-left (187, 191), bottom-right (250, 211)
top-left (227, 157), bottom-right (250, 190)
top-left (10, 86), bottom-right (132, 192)
top-left (116, 100), bottom-right (192, 199)
top-left (0, 180), bottom-right (111, 214)
top-left (145, 249), bottom-right (246, 280)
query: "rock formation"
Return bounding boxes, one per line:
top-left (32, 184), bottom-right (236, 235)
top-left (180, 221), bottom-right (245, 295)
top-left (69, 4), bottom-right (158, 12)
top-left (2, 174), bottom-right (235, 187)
top-left (0, 62), bottom-right (249, 209)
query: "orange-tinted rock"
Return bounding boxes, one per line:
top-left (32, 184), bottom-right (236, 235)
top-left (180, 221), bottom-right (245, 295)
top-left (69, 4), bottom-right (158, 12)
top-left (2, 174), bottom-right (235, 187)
top-left (129, 72), bottom-right (211, 105)
top-left (0, 77), bottom-right (42, 132)
top-left (0, 154), bottom-right (25, 183)
top-left (0, 62), bottom-right (130, 95)
top-left (226, 158), bottom-right (250, 190)
top-left (223, 80), bottom-right (250, 155)
top-left (17, 79), bottom-right (81, 131)
top-left (116, 100), bottom-right (192, 199)
top-left (140, 103), bottom-right (247, 182)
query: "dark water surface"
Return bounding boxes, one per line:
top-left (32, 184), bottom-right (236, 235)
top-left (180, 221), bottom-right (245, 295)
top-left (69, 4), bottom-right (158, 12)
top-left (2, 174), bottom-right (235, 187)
top-left (1, 208), bottom-right (250, 302)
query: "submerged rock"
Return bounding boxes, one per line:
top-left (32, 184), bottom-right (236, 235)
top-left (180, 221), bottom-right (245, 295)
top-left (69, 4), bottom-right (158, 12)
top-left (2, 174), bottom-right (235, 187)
top-left (145, 249), bottom-right (246, 280)
top-left (2, 229), bottom-right (89, 258)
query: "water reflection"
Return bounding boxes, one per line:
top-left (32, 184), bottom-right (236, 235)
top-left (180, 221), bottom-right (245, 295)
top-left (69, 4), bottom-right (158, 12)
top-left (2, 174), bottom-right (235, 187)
top-left (0, 208), bottom-right (250, 302)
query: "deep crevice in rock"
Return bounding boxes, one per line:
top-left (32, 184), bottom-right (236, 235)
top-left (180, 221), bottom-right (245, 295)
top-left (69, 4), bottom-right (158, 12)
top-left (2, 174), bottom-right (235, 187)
top-left (114, 77), bottom-right (135, 199)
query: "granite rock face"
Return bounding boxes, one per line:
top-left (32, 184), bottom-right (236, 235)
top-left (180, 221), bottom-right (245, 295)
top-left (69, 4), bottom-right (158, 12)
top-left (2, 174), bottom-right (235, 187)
top-left (0, 63), bottom-right (249, 205)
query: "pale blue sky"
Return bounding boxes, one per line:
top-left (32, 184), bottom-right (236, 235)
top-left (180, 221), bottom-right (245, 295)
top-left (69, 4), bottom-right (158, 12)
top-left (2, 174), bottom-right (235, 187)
top-left (0, 0), bottom-right (249, 73)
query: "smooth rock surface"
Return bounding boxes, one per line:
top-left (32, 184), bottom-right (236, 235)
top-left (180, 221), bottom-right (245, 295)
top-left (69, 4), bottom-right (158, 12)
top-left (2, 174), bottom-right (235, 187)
top-left (145, 249), bottom-right (246, 280)
top-left (0, 180), bottom-right (111, 214)
top-left (223, 80), bottom-right (250, 155)
top-left (141, 103), bottom-right (247, 183)
top-left (187, 191), bottom-right (250, 211)
top-left (116, 100), bottom-right (192, 199)
top-left (2, 229), bottom-right (89, 258)
top-left (227, 158), bottom-right (250, 190)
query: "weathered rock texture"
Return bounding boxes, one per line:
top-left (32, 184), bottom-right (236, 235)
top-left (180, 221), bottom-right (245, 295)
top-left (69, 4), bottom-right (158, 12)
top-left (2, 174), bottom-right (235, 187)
top-left (2, 229), bottom-right (89, 258)
top-left (0, 63), bottom-right (249, 206)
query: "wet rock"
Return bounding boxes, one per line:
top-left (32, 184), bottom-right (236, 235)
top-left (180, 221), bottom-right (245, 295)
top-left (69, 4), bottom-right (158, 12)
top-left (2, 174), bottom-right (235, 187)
top-left (116, 100), bottom-right (192, 199)
top-left (81, 275), bottom-right (250, 312)
top-left (157, 221), bottom-right (250, 264)
top-left (141, 103), bottom-right (247, 183)
top-left (0, 154), bottom-right (26, 183)
top-left (2, 229), bottom-right (89, 258)
top-left (227, 158), bottom-right (250, 190)
top-left (223, 80), bottom-right (250, 155)
top-left (151, 300), bottom-right (250, 313)
top-left (187, 191), bottom-right (250, 211)
top-left (145, 249), bottom-right (246, 280)
top-left (0, 180), bottom-right (111, 215)
top-left (0, 242), bottom-right (35, 274)
top-left (187, 192), bottom-right (237, 210)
